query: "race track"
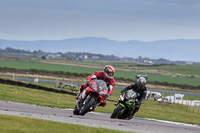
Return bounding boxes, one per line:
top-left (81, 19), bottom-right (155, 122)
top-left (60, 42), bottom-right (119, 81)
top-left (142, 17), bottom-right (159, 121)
top-left (0, 100), bottom-right (200, 133)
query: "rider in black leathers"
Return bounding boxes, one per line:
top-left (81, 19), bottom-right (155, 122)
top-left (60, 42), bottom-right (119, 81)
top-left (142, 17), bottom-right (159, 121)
top-left (121, 75), bottom-right (147, 119)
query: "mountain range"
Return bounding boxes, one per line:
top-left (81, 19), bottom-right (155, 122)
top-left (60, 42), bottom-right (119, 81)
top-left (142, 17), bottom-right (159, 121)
top-left (0, 37), bottom-right (200, 62)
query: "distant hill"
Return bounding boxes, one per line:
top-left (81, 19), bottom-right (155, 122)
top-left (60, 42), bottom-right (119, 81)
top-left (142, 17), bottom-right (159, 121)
top-left (0, 37), bottom-right (200, 62)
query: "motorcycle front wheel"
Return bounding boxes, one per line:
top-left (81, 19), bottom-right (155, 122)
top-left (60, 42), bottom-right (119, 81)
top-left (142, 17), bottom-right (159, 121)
top-left (73, 105), bottom-right (79, 115)
top-left (79, 97), bottom-right (96, 116)
top-left (110, 104), bottom-right (124, 118)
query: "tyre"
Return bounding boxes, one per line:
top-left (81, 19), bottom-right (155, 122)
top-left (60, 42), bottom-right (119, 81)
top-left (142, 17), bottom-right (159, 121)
top-left (110, 104), bottom-right (124, 118)
top-left (73, 105), bottom-right (79, 115)
top-left (79, 97), bottom-right (96, 116)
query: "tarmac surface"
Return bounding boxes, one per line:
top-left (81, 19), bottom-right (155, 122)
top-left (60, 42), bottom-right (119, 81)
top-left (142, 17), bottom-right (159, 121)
top-left (0, 100), bottom-right (200, 133)
top-left (12, 77), bottom-right (200, 97)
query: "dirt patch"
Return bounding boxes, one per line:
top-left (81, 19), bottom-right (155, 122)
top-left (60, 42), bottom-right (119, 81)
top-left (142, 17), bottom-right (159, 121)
top-left (39, 60), bottom-right (165, 74)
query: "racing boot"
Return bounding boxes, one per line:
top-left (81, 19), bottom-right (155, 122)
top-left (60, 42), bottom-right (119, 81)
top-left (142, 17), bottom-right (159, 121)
top-left (99, 100), bottom-right (106, 107)
top-left (89, 107), bottom-right (95, 112)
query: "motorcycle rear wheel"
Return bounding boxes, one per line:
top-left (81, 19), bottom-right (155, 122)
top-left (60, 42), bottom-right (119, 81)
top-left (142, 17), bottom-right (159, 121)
top-left (110, 104), bottom-right (124, 118)
top-left (79, 97), bottom-right (96, 116)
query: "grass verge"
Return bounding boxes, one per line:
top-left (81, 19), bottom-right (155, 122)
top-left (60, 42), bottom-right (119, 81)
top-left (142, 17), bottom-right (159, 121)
top-left (0, 115), bottom-right (132, 133)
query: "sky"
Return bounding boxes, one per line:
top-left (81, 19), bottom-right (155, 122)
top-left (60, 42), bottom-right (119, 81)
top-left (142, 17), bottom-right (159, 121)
top-left (0, 0), bottom-right (200, 42)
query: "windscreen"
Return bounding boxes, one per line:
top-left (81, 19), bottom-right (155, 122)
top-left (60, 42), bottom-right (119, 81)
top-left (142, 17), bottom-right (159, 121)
top-left (95, 80), bottom-right (108, 92)
top-left (126, 90), bottom-right (138, 99)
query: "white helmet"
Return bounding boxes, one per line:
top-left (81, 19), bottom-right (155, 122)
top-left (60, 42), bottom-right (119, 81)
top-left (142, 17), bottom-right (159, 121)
top-left (137, 77), bottom-right (146, 87)
top-left (104, 65), bottom-right (115, 79)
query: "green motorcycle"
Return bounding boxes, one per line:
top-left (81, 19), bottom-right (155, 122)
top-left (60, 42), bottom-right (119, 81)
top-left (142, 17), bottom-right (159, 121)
top-left (110, 89), bottom-right (139, 119)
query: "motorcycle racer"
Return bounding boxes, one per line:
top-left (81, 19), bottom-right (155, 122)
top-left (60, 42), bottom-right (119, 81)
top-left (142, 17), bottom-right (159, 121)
top-left (121, 75), bottom-right (147, 119)
top-left (76, 65), bottom-right (116, 107)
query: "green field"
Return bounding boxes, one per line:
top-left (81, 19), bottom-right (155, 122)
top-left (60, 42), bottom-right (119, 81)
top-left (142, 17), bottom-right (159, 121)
top-left (141, 65), bottom-right (200, 76)
top-left (1, 60), bottom-right (200, 87)
top-left (49, 58), bottom-right (200, 76)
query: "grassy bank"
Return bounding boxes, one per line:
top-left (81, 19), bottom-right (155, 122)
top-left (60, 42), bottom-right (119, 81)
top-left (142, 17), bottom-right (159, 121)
top-left (0, 115), bottom-right (132, 133)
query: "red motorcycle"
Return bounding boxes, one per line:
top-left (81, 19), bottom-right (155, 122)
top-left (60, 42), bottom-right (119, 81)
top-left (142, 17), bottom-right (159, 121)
top-left (73, 80), bottom-right (109, 116)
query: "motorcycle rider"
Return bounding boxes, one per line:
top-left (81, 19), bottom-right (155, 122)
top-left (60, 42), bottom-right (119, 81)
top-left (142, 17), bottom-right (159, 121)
top-left (76, 65), bottom-right (116, 107)
top-left (120, 75), bottom-right (147, 119)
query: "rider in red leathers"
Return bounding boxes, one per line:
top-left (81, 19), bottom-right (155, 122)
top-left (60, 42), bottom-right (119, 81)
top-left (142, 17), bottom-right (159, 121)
top-left (76, 65), bottom-right (115, 107)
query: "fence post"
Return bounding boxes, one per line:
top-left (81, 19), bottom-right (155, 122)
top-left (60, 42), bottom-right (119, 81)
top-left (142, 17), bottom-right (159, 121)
top-left (162, 92), bottom-right (164, 109)
top-left (189, 101), bottom-right (192, 111)
top-left (181, 98), bottom-right (183, 107)
top-left (174, 95), bottom-right (175, 103)
top-left (193, 102), bottom-right (195, 113)
top-left (186, 102), bottom-right (189, 112)
top-left (185, 100), bottom-right (188, 110)
top-left (56, 77), bottom-right (58, 88)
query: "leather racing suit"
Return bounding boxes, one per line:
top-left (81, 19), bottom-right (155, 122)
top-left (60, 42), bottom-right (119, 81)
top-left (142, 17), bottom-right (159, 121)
top-left (121, 83), bottom-right (147, 117)
top-left (78, 71), bottom-right (115, 107)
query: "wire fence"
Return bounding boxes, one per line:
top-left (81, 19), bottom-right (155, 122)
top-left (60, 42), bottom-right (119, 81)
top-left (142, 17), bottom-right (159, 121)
top-left (147, 91), bottom-right (200, 114)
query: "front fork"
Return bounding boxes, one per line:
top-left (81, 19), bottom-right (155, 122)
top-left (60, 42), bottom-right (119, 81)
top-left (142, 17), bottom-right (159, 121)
top-left (117, 102), bottom-right (126, 116)
top-left (77, 89), bottom-right (88, 110)
top-left (77, 93), bottom-right (98, 110)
